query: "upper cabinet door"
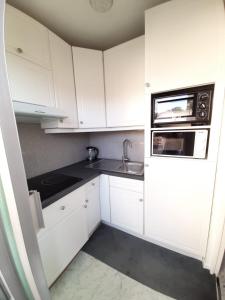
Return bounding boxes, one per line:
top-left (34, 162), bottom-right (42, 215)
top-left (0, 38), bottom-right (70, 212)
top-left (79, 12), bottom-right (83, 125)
top-left (5, 4), bottom-right (51, 69)
top-left (73, 47), bottom-right (106, 128)
top-left (46, 32), bottom-right (78, 128)
top-left (104, 36), bottom-right (145, 127)
top-left (145, 0), bottom-right (225, 93)
top-left (6, 52), bottom-right (55, 107)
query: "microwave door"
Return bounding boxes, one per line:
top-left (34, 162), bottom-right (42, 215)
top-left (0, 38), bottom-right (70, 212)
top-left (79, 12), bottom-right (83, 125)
top-left (152, 131), bottom-right (195, 158)
top-left (154, 94), bottom-right (195, 125)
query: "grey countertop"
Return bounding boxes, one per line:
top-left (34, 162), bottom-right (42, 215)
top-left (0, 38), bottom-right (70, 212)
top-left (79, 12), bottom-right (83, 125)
top-left (28, 159), bottom-right (144, 209)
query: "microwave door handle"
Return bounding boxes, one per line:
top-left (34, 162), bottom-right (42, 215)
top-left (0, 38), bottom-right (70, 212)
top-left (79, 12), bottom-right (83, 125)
top-left (156, 94), bottom-right (195, 102)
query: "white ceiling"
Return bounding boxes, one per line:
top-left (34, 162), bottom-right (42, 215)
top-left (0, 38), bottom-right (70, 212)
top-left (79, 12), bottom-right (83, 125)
top-left (6, 0), bottom-right (169, 50)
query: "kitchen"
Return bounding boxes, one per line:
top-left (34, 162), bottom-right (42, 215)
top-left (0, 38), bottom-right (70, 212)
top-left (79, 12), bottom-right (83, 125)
top-left (0, 0), bottom-right (225, 300)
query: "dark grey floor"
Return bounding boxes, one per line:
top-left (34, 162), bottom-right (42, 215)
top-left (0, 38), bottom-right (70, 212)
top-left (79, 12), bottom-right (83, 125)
top-left (82, 224), bottom-right (217, 300)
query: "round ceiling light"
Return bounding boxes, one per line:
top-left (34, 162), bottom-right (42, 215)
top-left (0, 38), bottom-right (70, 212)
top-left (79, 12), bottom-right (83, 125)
top-left (89, 0), bottom-right (113, 13)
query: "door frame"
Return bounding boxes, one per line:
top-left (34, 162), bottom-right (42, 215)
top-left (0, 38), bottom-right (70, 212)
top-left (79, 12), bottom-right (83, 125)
top-left (203, 86), bottom-right (225, 275)
top-left (0, 1), bottom-right (50, 299)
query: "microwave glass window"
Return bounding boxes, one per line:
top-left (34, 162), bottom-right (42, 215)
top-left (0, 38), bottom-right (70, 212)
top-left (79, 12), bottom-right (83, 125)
top-left (153, 132), bottom-right (195, 156)
top-left (155, 99), bottom-right (194, 119)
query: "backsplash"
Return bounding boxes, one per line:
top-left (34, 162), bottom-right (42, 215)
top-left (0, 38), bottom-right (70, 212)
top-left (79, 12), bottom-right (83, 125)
top-left (88, 131), bottom-right (144, 162)
top-left (17, 123), bottom-right (89, 178)
top-left (17, 124), bottom-right (144, 178)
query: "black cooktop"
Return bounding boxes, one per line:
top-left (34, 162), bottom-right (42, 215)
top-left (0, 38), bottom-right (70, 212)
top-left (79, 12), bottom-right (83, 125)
top-left (27, 173), bottom-right (82, 202)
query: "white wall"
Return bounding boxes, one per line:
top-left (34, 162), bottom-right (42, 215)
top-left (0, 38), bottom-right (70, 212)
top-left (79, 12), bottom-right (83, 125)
top-left (88, 131), bottom-right (144, 162)
top-left (17, 123), bottom-right (89, 178)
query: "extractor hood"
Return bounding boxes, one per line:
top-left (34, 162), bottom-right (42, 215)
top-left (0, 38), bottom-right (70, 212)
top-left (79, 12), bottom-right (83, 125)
top-left (13, 101), bottom-right (67, 119)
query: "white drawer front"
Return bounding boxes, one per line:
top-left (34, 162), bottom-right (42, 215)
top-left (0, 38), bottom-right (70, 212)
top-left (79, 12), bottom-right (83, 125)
top-left (109, 176), bottom-right (143, 193)
top-left (41, 186), bottom-right (85, 232)
top-left (85, 176), bottom-right (99, 193)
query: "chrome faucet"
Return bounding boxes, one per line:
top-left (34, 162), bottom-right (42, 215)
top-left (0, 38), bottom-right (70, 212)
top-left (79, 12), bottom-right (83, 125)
top-left (122, 139), bottom-right (132, 163)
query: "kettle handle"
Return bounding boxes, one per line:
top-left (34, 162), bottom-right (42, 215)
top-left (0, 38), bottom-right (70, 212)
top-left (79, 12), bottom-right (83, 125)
top-left (94, 147), bottom-right (99, 157)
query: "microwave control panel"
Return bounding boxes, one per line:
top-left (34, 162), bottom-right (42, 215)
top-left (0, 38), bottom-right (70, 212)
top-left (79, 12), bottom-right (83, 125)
top-left (196, 91), bottom-right (212, 121)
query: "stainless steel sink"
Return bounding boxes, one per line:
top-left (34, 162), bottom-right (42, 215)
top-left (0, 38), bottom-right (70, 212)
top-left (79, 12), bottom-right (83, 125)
top-left (117, 162), bottom-right (144, 176)
top-left (86, 159), bottom-right (144, 176)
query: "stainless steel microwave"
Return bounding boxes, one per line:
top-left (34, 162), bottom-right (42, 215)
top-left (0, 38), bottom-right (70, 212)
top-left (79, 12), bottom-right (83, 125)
top-left (151, 84), bottom-right (214, 127)
top-left (152, 130), bottom-right (209, 159)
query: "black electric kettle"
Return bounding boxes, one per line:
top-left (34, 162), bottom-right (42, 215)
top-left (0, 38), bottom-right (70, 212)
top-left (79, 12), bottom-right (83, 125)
top-left (86, 146), bottom-right (99, 161)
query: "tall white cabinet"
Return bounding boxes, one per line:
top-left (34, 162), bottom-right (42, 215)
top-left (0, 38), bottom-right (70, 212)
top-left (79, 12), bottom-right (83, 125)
top-left (145, 0), bottom-right (225, 93)
top-left (144, 0), bottom-right (225, 261)
top-left (73, 47), bottom-right (106, 128)
top-left (104, 36), bottom-right (145, 127)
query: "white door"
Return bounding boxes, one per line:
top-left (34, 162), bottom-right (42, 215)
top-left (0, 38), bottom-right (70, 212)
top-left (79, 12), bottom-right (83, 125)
top-left (110, 186), bottom-right (144, 235)
top-left (6, 52), bottom-right (55, 107)
top-left (5, 4), bottom-right (51, 69)
top-left (38, 204), bottom-right (88, 286)
top-left (144, 157), bottom-right (216, 259)
top-left (73, 47), bottom-right (106, 128)
top-left (104, 36), bottom-right (145, 127)
top-left (86, 186), bottom-right (101, 235)
top-left (0, 1), bottom-right (50, 297)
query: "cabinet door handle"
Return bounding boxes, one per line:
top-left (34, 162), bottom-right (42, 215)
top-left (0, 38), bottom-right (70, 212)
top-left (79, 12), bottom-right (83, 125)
top-left (144, 164), bottom-right (149, 167)
top-left (80, 121), bottom-right (83, 124)
top-left (139, 199), bottom-right (143, 202)
top-left (16, 47), bottom-right (23, 54)
top-left (85, 199), bottom-right (89, 203)
top-left (30, 190), bottom-right (45, 230)
top-left (60, 205), bottom-right (66, 210)
top-left (91, 182), bottom-right (95, 186)
top-left (83, 204), bottom-right (87, 208)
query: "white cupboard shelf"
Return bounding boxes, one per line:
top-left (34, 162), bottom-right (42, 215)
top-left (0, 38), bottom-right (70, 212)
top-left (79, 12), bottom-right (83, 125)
top-left (73, 47), bottom-right (106, 128)
top-left (104, 36), bottom-right (145, 127)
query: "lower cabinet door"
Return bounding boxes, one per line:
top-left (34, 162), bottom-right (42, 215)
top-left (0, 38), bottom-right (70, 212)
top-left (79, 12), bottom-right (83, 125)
top-left (38, 206), bottom-right (88, 287)
top-left (110, 187), bottom-right (144, 235)
top-left (86, 186), bottom-right (101, 235)
top-left (144, 158), bottom-right (216, 259)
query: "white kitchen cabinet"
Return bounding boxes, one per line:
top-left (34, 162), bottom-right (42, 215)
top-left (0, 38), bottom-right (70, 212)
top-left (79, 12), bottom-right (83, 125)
top-left (104, 36), bottom-right (145, 127)
top-left (6, 52), bottom-right (55, 107)
top-left (109, 176), bottom-right (144, 235)
top-left (37, 187), bottom-right (88, 286)
top-left (85, 177), bottom-right (101, 235)
top-left (145, 0), bottom-right (225, 93)
top-left (100, 174), bottom-right (110, 223)
top-left (42, 32), bottom-right (78, 128)
top-left (73, 47), bottom-right (106, 128)
top-left (5, 4), bottom-right (51, 69)
top-left (144, 157), bottom-right (216, 259)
